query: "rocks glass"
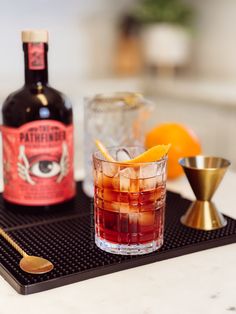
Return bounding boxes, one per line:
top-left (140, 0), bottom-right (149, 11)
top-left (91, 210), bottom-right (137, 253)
top-left (93, 146), bottom-right (167, 255)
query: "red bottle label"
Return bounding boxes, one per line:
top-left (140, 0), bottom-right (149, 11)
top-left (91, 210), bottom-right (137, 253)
top-left (1, 120), bottom-right (76, 206)
top-left (28, 43), bottom-right (45, 70)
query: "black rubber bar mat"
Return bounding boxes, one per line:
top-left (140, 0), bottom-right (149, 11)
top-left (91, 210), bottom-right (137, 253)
top-left (0, 182), bottom-right (235, 295)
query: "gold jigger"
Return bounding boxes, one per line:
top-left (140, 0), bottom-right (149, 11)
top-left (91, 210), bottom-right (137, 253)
top-left (179, 156), bottom-right (231, 230)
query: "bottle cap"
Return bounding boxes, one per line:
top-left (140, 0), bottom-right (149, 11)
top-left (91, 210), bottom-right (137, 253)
top-left (21, 30), bottom-right (48, 43)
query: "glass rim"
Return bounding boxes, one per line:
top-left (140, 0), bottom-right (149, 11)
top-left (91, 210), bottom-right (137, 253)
top-left (178, 155), bottom-right (231, 170)
top-left (84, 92), bottom-right (153, 112)
top-left (93, 146), bottom-right (168, 166)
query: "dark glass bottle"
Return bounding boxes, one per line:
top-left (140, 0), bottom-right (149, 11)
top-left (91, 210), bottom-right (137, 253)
top-left (1, 30), bottom-right (76, 213)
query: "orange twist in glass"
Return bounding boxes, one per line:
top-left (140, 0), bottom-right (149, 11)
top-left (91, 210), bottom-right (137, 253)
top-left (93, 142), bottom-right (170, 255)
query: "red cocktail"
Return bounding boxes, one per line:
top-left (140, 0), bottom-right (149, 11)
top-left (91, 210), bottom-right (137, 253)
top-left (93, 147), bottom-right (167, 255)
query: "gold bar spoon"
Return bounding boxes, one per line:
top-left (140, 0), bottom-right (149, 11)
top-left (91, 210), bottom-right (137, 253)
top-left (0, 227), bottom-right (54, 274)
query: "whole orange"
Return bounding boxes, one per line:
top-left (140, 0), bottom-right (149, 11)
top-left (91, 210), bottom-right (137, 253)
top-left (145, 123), bottom-right (202, 179)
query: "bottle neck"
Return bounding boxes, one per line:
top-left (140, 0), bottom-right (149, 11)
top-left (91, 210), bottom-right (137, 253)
top-left (23, 42), bottom-right (48, 86)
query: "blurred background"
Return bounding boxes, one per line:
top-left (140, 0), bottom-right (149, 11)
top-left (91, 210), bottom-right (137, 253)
top-left (0, 0), bottom-right (236, 178)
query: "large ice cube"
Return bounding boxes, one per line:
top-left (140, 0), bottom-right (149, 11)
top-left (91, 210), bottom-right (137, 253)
top-left (139, 164), bottom-right (158, 178)
top-left (119, 166), bottom-right (140, 192)
top-left (140, 177), bottom-right (157, 191)
top-left (116, 148), bottom-right (131, 162)
top-left (102, 162), bottom-right (119, 177)
top-left (119, 172), bottom-right (130, 192)
top-left (139, 164), bottom-right (158, 191)
top-left (139, 211), bottom-right (155, 226)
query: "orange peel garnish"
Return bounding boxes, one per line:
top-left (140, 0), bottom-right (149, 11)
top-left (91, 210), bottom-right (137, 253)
top-left (95, 139), bottom-right (171, 163)
top-left (95, 140), bottom-right (116, 162)
top-left (125, 144), bottom-right (171, 163)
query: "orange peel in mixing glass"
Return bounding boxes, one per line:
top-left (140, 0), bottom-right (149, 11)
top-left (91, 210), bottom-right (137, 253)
top-left (95, 139), bottom-right (171, 163)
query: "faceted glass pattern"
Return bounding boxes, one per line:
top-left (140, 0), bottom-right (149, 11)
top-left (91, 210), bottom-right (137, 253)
top-left (83, 93), bottom-right (150, 197)
top-left (93, 147), bottom-right (167, 255)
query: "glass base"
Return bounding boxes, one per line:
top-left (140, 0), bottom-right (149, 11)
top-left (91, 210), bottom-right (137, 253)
top-left (95, 235), bottom-right (163, 255)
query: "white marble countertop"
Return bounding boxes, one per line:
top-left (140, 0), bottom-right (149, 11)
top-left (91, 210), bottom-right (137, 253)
top-left (0, 171), bottom-right (236, 314)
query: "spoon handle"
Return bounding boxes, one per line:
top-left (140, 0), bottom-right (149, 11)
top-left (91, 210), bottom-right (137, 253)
top-left (0, 227), bottom-right (28, 257)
